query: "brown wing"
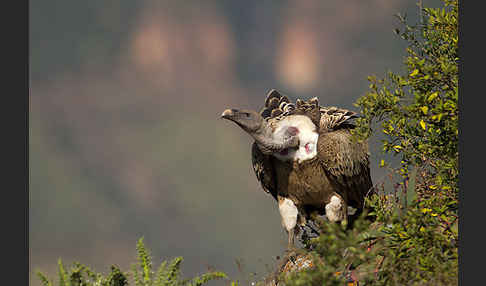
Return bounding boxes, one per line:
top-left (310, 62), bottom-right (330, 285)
top-left (251, 142), bottom-right (278, 201)
top-left (260, 90), bottom-right (358, 129)
top-left (319, 106), bottom-right (359, 131)
top-left (315, 104), bottom-right (372, 211)
top-left (259, 89), bottom-right (295, 120)
top-left (317, 128), bottom-right (373, 210)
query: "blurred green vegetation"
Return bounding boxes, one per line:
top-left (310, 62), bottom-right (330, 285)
top-left (36, 238), bottom-right (227, 286)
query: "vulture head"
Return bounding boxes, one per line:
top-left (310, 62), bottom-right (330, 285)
top-left (221, 108), bottom-right (300, 154)
top-left (221, 109), bottom-right (262, 133)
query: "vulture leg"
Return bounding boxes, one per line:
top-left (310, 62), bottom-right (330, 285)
top-left (278, 196), bottom-right (298, 250)
top-left (274, 195), bottom-right (304, 283)
top-left (325, 194), bottom-right (348, 226)
top-left (288, 228), bottom-right (296, 250)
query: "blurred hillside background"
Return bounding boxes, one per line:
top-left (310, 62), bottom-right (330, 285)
top-left (30, 0), bottom-right (442, 285)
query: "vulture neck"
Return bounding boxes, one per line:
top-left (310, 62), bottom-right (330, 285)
top-left (250, 126), bottom-right (299, 155)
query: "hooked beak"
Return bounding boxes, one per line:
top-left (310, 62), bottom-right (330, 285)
top-left (221, 109), bottom-right (235, 119)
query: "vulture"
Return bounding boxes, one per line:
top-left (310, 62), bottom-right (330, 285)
top-left (221, 89), bottom-right (373, 250)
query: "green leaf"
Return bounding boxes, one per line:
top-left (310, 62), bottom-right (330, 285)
top-left (421, 106), bottom-right (429, 115)
top-left (419, 120), bottom-right (426, 130)
top-left (410, 69), bottom-right (419, 77)
top-left (427, 92), bottom-right (439, 102)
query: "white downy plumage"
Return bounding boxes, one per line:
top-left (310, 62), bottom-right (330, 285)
top-left (271, 115), bottom-right (319, 163)
top-left (278, 197), bottom-right (298, 232)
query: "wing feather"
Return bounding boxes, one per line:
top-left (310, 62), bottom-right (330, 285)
top-left (315, 104), bottom-right (372, 209)
top-left (319, 106), bottom-right (358, 131)
top-left (251, 142), bottom-right (278, 201)
top-left (317, 128), bottom-right (373, 210)
top-left (260, 89), bottom-right (295, 121)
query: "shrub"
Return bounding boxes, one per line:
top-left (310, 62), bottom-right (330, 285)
top-left (284, 0), bottom-right (458, 285)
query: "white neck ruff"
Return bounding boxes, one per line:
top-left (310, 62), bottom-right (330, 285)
top-left (271, 115), bottom-right (319, 163)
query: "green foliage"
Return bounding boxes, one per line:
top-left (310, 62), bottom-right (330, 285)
top-left (353, 0), bottom-right (458, 197)
top-left (285, 216), bottom-right (378, 286)
top-left (365, 193), bottom-right (458, 285)
top-left (36, 238), bottom-right (227, 286)
top-left (131, 238), bottom-right (228, 286)
top-left (285, 201), bottom-right (457, 285)
top-left (285, 0), bottom-right (458, 285)
top-left (36, 259), bottom-right (128, 286)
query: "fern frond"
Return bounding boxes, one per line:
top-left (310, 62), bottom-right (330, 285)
top-left (136, 237), bottom-right (153, 285)
top-left (36, 239), bottom-right (228, 286)
top-left (154, 260), bottom-right (168, 285)
top-left (36, 271), bottom-right (53, 286)
top-left (188, 272), bottom-right (228, 286)
top-left (104, 265), bottom-right (129, 286)
top-left (166, 257), bottom-right (183, 284)
top-left (132, 263), bottom-right (143, 286)
top-left (68, 262), bottom-right (84, 286)
top-left (82, 263), bottom-right (100, 283)
top-left (58, 259), bottom-right (70, 286)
